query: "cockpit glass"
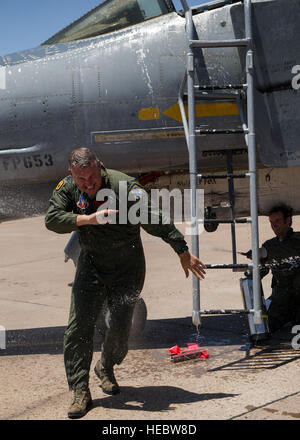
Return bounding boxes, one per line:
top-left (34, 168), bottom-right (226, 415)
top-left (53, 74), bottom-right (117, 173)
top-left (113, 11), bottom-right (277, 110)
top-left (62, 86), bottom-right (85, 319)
top-left (43, 0), bottom-right (175, 45)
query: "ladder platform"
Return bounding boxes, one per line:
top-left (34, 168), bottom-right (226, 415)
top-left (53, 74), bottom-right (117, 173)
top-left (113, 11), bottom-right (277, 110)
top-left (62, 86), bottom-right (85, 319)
top-left (198, 173), bottom-right (250, 179)
top-left (195, 128), bottom-right (247, 135)
top-left (190, 38), bottom-right (250, 48)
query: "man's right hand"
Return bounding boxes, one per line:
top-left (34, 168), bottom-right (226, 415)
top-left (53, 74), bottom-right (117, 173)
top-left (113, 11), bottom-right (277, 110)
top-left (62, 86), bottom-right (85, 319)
top-left (178, 251), bottom-right (206, 280)
top-left (76, 210), bottom-right (119, 226)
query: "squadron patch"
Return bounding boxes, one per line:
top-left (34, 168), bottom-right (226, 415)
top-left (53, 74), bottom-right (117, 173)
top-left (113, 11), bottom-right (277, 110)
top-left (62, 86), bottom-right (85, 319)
top-left (56, 180), bottom-right (64, 190)
top-left (77, 195), bottom-right (89, 210)
top-left (129, 187), bottom-right (144, 201)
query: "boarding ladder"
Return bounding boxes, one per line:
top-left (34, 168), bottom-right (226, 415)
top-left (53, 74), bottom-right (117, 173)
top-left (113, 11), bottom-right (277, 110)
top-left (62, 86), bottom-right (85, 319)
top-left (179, 0), bottom-right (263, 331)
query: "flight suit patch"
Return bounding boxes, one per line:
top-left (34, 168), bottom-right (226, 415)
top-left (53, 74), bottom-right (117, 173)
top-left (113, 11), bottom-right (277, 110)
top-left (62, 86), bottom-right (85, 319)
top-left (56, 180), bottom-right (64, 190)
top-left (129, 186), bottom-right (144, 201)
top-left (77, 195), bottom-right (89, 210)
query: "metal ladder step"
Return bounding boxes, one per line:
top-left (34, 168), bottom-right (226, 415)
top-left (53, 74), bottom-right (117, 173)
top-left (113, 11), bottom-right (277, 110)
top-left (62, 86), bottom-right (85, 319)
top-left (195, 128), bottom-right (247, 135)
top-left (200, 218), bottom-right (252, 224)
top-left (191, 0), bottom-right (245, 15)
top-left (192, 91), bottom-right (243, 101)
top-left (198, 173), bottom-right (250, 179)
top-left (205, 264), bottom-right (252, 269)
top-left (199, 309), bottom-right (249, 315)
top-left (195, 84), bottom-right (247, 91)
top-left (190, 38), bottom-right (250, 48)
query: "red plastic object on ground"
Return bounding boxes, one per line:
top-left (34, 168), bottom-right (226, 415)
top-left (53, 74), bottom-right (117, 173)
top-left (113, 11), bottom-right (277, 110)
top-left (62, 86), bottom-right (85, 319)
top-left (168, 344), bottom-right (210, 363)
top-left (168, 345), bottom-right (182, 355)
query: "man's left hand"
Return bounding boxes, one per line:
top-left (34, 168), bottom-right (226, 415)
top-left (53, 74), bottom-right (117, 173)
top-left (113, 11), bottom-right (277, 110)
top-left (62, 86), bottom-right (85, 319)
top-left (179, 251), bottom-right (206, 280)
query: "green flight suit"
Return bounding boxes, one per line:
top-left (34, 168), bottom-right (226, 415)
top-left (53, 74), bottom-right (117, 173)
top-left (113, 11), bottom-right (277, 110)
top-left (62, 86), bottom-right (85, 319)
top-left (260, 228), bottom-right (300, 332)
top-left (45, 165), bottom-right (187, 390)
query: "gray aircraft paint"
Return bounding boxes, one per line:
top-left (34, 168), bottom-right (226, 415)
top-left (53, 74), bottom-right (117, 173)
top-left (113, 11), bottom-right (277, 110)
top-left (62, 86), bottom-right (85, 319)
top-left (0, 0), bottom-right (299, 219)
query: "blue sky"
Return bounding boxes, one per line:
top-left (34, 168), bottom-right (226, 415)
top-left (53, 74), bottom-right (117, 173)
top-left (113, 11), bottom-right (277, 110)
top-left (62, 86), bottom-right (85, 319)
top-left (0, 0), bottom-right (207, 56)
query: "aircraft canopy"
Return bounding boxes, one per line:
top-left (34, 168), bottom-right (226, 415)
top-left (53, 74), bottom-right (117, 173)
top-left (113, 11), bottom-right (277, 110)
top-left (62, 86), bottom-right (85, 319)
top-left (43, 0), bottom-right (175, 44)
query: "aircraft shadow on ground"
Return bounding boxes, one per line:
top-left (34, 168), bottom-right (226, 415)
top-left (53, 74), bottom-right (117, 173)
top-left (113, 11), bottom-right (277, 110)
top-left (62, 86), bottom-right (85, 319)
top-left (1, 314), bottom-right (247, 357)
top-left (2, 315), bottom-right (299, 372)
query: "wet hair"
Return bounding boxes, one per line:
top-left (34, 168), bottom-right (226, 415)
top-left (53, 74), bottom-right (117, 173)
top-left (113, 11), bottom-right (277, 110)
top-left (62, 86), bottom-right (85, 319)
top-left (269, 203), bottom-right (293, 219)
top-left (68, 148), bottom-right (99, 169)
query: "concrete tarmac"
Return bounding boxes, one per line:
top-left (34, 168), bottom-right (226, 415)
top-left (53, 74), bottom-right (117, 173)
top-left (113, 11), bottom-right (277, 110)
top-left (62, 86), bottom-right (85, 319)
top-left (1, 215), bottom-right (300, 421)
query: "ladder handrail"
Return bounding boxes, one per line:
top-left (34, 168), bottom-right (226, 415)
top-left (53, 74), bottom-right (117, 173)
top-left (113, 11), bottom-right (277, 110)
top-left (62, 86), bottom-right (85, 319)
top-left (244, 0), bottom-right (262, 325)
top-left (185, 5), bottom-right (201, 330)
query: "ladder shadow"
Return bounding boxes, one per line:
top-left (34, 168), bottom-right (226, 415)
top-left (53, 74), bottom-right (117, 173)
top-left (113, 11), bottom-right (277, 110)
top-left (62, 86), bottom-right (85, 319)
top-left (208, 343), bottom-right (300, 372)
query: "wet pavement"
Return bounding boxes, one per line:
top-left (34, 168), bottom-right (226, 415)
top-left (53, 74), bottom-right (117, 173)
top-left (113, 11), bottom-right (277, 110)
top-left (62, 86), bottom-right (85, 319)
top-left (1, 215), bottom-right (300, 421)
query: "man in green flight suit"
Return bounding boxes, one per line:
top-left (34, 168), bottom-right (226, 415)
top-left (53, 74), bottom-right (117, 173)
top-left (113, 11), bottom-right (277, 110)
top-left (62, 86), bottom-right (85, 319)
top-left (45, 147), bottom-right (206, 418)
top-left (259, 204), bottom-right (300, 333)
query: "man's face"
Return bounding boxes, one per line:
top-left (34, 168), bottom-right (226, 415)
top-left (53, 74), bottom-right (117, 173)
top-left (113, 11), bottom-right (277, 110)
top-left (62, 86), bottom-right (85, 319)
top-left (269, 211), bottom-right (291, 239)
top-left (69, 161), bottom-right (102, 197)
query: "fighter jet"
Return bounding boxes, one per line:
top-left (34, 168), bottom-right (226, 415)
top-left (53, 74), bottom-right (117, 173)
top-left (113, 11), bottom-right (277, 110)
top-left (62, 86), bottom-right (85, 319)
top-left (0, 0), bottom-right (300, 220)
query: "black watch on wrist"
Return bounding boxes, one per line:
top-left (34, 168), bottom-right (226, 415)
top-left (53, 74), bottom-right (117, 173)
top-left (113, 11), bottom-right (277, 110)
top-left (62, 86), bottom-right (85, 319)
top-left (177, 245), bottom-right (189, 255)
